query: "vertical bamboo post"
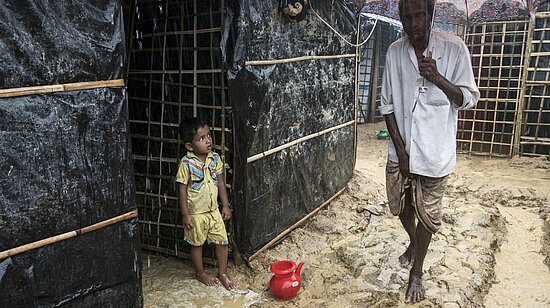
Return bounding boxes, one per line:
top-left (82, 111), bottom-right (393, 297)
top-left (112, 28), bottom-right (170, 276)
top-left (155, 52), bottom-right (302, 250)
top-left (220, 0), bottom-right (228, 173)
top-left (193, 0), bottom-right (198, 117)
top-left (353, 12), bottom-right (361, 170)
top-left (490, 22), bottom-right (506, 156)
top-left (146, 0), bottom-right (157, 249)
top-left (470, 23), bottom-right (485, 153)
top-left (514, 17), bottom-right (536, 156)
top-left (369, 34), bottom-right (380, 123)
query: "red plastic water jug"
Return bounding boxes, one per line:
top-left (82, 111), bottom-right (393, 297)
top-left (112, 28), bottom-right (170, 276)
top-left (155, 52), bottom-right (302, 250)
top-left (268, 260), bottom-right (304, 301)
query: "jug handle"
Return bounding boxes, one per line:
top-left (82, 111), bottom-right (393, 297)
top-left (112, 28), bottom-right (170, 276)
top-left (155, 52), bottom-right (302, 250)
top-left (295, 262), bottom-right (304, 277)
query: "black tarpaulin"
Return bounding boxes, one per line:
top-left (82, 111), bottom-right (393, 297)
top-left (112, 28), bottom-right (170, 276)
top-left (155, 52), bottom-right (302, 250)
top-left (0, 0), bottom-right (125, 89)
top-left (224, 0), bottom-right (358, 257)
top-left (0, 1), bottom-right (141, 306)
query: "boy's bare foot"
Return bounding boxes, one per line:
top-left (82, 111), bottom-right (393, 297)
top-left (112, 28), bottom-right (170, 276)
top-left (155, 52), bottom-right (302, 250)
top-left (399, 244), bottom-right (415, 268)
top-left (218, 273), bottom-right (237, 290)
top-left (195, 272), bottom-right (218, 286)
top-left (405, 274), bottom-right (425, 303)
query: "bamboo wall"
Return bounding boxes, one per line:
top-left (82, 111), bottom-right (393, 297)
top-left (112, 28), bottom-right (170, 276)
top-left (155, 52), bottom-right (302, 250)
top-left (358, 15), bottom-right (402, 123)
top-left (126, 0), bottom-right (232, 260)
top-left (458, 4), bottom-right (550, 158)
top-left (458, 20), bottom-right (530, 157)
top-left (520, 5), bottom-right (550, 157)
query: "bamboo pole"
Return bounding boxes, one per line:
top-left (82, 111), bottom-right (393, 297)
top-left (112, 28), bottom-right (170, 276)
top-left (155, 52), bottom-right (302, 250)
top-left (0, 79), bottom-right (125, 98)
top-left (513, 17), bottom-right (535, 156)
top-left (369, 40), bottom-right (381, 122)
top-left (128, 69), bottom-right (221, 75)
top-left (247, 120), bottom-right (355, 163)
top-left (0, 210), bottom-right (138, 260)
top-left (193, 0), bottom-right (198, 117)
top-left (353, 12), bottom-right (361, 172)
top-left (248, 187), bottom-right (346, 262)
top-left (245, 54), bottom-right (356, 66)
top-left (137, 27), bottom-right (222, 38)
top-left (525, 80), bottom-right (550, 85)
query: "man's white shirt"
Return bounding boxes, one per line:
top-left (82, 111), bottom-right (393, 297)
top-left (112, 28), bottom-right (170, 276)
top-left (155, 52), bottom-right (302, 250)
top-left (380, 30), bottom-right (480, 177)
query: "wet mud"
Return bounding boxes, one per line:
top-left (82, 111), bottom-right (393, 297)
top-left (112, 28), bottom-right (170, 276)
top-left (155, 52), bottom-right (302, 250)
top-left (142, 123), bottom-right (550, 307)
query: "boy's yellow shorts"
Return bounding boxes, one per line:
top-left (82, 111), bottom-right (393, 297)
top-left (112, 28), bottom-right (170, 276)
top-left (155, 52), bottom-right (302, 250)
top-left (184, 210), bottom-right (228, 246)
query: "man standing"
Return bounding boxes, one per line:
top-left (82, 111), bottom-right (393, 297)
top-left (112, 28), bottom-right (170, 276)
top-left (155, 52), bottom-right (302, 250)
top-left (380, 0), bottom-right (480, 303)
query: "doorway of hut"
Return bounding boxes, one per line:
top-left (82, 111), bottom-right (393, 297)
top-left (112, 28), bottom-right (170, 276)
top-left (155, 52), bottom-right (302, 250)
top-left (124, 0), bottom-right (359, 264)
top-left (125, 0), bottom-right (235, 263)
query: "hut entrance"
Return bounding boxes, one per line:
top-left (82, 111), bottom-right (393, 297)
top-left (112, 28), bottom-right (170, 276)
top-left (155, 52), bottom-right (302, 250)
top-left (126, 0), bottom-right (233, 261)
top-left (125, 0), bottom-right (359, 262)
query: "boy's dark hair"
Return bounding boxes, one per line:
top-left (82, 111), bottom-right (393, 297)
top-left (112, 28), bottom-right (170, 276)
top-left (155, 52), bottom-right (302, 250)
top-left (179, 117), bottom-right (208, 144)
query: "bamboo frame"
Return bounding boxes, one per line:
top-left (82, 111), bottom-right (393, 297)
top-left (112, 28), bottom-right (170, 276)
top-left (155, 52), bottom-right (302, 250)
top-left (248, 187), bottom-right (346, 262)
top-left (127, 0), bottom-right (232, 261)
top-left (458, 20), bottom-right (529, 157)
top-left (245, 54), bottom-right (356, 66)
top-left (514, 17), bottom-right (536, 156)
top-left (357, 19), bottom-right (401, 123)
top-left (0, 210), bottom-right (138, 260)
top-left (369, 40), bottom-right (381, 122)
top-left (0, 79), bottom-right (125, 98)
top-left (353, 13), bottom-right (361, 170)
top-left (247, 120), bottom-right (355, 163)
top-left (519, 6), bottom-right (550, 157)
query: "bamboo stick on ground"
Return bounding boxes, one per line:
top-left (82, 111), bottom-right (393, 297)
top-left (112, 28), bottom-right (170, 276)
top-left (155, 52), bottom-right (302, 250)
top-left (248, 187), bottom-right (346, 262)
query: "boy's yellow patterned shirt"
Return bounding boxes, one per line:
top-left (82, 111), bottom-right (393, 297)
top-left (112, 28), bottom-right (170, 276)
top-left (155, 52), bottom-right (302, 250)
top-left (176, 151), bottom-right (223, 214)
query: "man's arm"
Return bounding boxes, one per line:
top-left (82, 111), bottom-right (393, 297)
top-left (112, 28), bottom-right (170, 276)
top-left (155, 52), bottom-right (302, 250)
top-left (384, 113), bottom-right (410, 178)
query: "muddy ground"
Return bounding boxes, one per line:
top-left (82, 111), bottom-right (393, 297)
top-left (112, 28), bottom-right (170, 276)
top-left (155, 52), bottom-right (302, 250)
top-left (142, 123), bottom-right (550, 307)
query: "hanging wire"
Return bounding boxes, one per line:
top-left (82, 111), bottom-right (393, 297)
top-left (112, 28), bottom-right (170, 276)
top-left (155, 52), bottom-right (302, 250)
top-left (309, 0), bottom-right (379, 47)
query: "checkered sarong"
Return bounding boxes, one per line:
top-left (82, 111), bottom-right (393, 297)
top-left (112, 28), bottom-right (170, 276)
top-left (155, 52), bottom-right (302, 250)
top-left (385, 160), bottom-right (448, 234)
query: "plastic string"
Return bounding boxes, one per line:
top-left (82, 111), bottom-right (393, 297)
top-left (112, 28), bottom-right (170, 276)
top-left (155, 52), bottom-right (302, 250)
top-left (309, 0), bottom-right (379, 47)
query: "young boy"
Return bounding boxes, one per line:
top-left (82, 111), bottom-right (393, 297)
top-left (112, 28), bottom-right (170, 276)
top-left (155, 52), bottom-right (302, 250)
top-left (176, 118), bottom-right (236, 290)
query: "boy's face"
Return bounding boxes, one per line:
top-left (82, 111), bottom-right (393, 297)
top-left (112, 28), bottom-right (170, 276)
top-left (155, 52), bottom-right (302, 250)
top-left (186, 125), bottom-right (212, 155)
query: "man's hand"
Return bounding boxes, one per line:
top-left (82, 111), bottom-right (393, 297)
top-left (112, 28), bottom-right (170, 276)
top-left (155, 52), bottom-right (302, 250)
top-left (418, 52), bottom-right (442, 85)
top-left (397, 150), bottom-right (410, 178)
top-left (183, 215), bottom-right (194, 229)
top-left (221, 205), bottom-right (232, 220)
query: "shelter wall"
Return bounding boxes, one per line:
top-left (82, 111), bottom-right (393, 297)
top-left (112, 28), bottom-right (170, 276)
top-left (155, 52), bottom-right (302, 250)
top-left (226, 1), bottom-right (357, 257)
top-left (0, 1), bottom-right (142, 306)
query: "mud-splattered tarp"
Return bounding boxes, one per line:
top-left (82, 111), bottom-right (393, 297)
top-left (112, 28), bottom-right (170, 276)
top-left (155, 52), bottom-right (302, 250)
top-left (0, 1), bottom-right (142, 306)
top-left (224, 1), bottom-right (358, 258)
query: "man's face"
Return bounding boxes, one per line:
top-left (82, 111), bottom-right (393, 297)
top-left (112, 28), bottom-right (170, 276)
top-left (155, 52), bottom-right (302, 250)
top-left (400, 0), bottom-right (432, 48)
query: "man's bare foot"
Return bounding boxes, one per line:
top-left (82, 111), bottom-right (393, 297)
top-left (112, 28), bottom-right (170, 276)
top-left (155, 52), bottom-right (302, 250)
top-left (405, 274), bottom-right (425, 303)
top-left (218, 273), bottom-right (237, 290)
top-left (195, 272), bottom-right (218, 286)
top-left (399, 244), bottom-right (415, 268)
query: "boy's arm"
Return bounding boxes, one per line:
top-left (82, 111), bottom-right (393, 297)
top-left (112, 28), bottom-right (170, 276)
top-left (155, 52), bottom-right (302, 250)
top-left (178, 183), bottom-right (194, 229)
top-left (218, 174), bottom-right (231, 220)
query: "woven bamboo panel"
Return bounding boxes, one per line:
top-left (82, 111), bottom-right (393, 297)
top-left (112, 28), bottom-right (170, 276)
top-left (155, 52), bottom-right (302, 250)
top-left (358, 16), bottom-right (402, 123)
top-left (520, 4), bottom-right (550, 157)
top-left (458, 20), bottom-right (530, 157)
top-left (126, 0), bottom-right (232, 260)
